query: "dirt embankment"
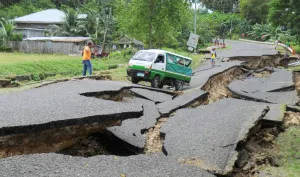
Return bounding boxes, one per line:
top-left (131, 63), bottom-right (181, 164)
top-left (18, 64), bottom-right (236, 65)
top-left (232, 109), bottom-right (300, 177)
top-left (202, 67), bottom-right (244, 103)
top-left (228, 55), bottom-right (283, 69)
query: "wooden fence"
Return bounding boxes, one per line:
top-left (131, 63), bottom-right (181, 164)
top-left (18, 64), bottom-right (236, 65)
top-left (9, 41), bottom-right (83, 55)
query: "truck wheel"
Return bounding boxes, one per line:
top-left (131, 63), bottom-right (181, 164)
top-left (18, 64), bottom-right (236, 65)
top-left (175, 80), bottom-right (184, 91)
top-left (131, 77), bottom-right (139, 84)
top-left (158, 83), bottom-right (164, 89)
top-left (151, 76), bottom-right (160, 88)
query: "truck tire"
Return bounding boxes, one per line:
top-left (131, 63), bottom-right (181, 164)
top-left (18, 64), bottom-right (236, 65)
top-left (151, 76), bottom-right (160, 88)
top-left (131, 77), bottom-right (139, 84)
top-left (175, 80), bottom-right (184, 91)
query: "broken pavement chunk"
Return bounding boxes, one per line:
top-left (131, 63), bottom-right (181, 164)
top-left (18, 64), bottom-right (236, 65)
top-left (161, 98), bottom-right (270, 175)
top-left (157, 89), bottom-right (208, 116)
top-left (0, 153), bottom-right (216, 177)
top-left (0, 80), bottom-right (143, 158)
top-left (107, 98), bottom-right (160, 150)
top-left (228, 69), bottom-right (298, 105)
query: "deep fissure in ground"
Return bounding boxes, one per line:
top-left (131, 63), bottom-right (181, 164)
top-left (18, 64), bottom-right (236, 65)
top-left (55, 55), bottom-right (289, 158)
top-left (1, 54), bottom-right (297, 177)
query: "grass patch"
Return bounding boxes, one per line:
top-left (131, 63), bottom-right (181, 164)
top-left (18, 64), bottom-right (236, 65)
top-left (0, 49), bottom-right (203, 84)
top-left (0, 52), bottom-right (129, 79)
top-left (261, 126), bottom-right (300, 177)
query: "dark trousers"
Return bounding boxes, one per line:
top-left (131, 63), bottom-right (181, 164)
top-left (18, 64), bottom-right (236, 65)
top-left (82, 60), bottom-right (92, 76)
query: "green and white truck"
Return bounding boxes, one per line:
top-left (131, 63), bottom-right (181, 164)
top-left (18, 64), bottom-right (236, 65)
top-left (127, 49), bottom-right (193, 91)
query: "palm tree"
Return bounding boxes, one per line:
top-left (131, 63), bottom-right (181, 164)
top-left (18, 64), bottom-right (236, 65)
top-left (83, 8), bottom-right (114, 51)
top-left (0, 17), bottom-right (16, 46)
top-left (57, 9), bottom-right (85, 37)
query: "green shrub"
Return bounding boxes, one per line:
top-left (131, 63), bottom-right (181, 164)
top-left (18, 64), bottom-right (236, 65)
top-left (9, 33), bottom-right (23, 41)
top-left (0, 46), bottom-right (12, 52)
top-left (31, 74), bottom-right (41, 81)
top-left (293, 45), bottom-right (300, 54)
top-left (231, 34), bottom-right (240, 40)
top-left (108, 64), bottom-right (118, 70)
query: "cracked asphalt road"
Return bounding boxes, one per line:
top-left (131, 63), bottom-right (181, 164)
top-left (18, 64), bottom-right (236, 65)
top-left (0, 40), bottom-right (296, 177)
top-left (0, 153), bottom-right (215, 177)
top-left (0, 80), bottom-right (143, 135)
top-left (161, 98), bottom-right (270, 174)
top-left (228, 69), bottom-right (298, 105)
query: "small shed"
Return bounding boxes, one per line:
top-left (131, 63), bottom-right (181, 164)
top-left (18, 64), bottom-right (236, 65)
top-left (9, 37), bottom-right (91, 55)
top-left (118, 37), bottom-right (144, 50)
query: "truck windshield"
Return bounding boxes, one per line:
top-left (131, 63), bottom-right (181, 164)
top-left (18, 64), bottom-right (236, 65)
top-left (132, 51), bottom-right (156, 62)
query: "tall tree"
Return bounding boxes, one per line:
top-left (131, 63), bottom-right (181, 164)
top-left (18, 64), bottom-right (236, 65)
top-left (240, 0), bottom-right (270, 24)
top-left (268, 0), bottom-right (300, 42)
top-left (82, 7), bottom-right (115, 51)
top-left (115, 0), bottom-right (190, 48)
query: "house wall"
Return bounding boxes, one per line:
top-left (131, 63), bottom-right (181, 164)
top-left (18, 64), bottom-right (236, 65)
top-left (14, 29), bottom-right (45, 38)
top-left (9, 41), bottom-right (84, 55)
top-left (16, 23), bottom-right (59, 29)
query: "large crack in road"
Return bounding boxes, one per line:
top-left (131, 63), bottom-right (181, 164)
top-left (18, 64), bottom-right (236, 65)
top-left (0, 53), bottom-right (298, 177)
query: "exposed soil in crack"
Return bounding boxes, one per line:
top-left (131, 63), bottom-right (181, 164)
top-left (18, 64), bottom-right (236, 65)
top-left (231, 120), bottom-right (283, 177)
top-left (144, 117), bottom-right (167, 154)
top-left (143, 95), bottom-right (209, 154)
top-left (228, 55), bottom-right (283, 70)
top-left (59, 130), bottom-right (136, 157)
top-left (252, 70), bottom-right (272, 78)
top-left (293, 72), bottom-right (300, 103)
top-left (202, 67), bottom-right (245, 103)
top-left (81, 88), bottom-right (151, 102)
top-left (231, 109), bottom-right (300, 177)
top-left (0, 121), bottom-right (122, 159)
top-left (283, 111), bottom-right (300, 128)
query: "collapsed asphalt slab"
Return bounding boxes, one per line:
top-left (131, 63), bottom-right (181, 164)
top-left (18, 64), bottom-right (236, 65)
top-left (233, 69), bottom-right (294, 92)
top-left (0, 80), bottom-right (143, 135)
top-left (0, 153), bottom-right (216, 177)
top-left (190, 61), bottom-right (243, 88)
top-left (160, 98), bottom-right (271, 175)
top-left (157, 89), bottom-right (208, 116)
top-left (130, 87), bottom-right (174, 103)
top-left (107, 98), bottom-right (160, 149)
top-left (228, 69), bottom-right (298, 105)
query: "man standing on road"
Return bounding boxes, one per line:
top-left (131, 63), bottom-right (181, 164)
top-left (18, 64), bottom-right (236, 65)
top-left (82, 42), bottom-right (93, 76)
top-left (211, 47), bottom-right (217, 67)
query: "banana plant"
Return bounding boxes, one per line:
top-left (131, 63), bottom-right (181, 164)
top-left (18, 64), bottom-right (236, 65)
top-left (0, 17), bottom-right (16, 46)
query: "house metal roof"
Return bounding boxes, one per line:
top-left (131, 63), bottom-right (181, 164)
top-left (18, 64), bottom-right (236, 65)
top-left (14, 9), bottom-right (65, 24)
top-left (24, 37), bottom-right (91, 43)
top-left (13, 9), bottom-right (87, 24)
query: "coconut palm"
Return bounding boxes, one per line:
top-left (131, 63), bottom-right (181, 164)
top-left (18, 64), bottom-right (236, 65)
top-left (82, 8), bottom-right (114, 51)
top-left (0, 17), bottom-right (16, 46)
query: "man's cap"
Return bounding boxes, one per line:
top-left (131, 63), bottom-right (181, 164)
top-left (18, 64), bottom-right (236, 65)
top-left (87, 42), bottom-right (93, 45)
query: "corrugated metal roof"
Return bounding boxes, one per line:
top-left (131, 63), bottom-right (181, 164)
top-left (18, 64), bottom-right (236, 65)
top-left (13, 9), bottom-right (88, 24)
top-left (14, 9), bottom-right (65, 24)
top-left (24, 37), bottom-right (91, 43)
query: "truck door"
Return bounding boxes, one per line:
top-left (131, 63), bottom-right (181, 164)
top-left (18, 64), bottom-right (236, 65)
top-left (152, 54), bottom-right (166, 72)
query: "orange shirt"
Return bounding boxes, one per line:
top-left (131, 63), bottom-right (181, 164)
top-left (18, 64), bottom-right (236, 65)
top-left (83, 46), bottom-right (91, 60)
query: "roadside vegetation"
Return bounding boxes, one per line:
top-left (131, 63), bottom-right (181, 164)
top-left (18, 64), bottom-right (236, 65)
top-left (261, 126), bottom-right (300, 177)
top-left (0, 48), bottom-right (203, 83)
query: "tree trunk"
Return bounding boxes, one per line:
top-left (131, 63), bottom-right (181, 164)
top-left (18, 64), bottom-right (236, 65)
top-left (148, 0), bottom-right (154, 48)
top-left (102, 29), bottom-right (107, 54)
